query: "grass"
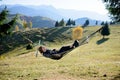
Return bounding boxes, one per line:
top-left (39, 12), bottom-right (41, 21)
top-left (0, 27), bottom-right (72, 55)
top-left (0, 25), bottom-right (120, 80)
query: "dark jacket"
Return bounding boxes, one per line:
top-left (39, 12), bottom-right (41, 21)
top-left (43, 49), bottom-right (58, 58)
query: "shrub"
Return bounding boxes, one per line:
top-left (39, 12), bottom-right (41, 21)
top-left (26, 44), bottom-right (33, 50)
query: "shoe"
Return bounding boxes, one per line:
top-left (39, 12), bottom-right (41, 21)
top-left (72, 40), bottom-right (79, 47)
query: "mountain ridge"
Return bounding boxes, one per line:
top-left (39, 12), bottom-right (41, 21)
top-left (8, 14), bottom-right (56, 28)
top-left (0, 5), bottom-right (110, 21)
top-left (0, 5), bottom-right (105, 27)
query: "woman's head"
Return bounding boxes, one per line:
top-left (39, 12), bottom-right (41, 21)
top-left (38, 46), bottom-right (46, 53)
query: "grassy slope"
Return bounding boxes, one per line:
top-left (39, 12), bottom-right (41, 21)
top-left (0, 25), bottom-right (120, 80)
top-left (0, 27), bottom-right (73, 56)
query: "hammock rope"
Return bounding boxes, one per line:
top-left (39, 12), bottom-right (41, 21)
top-left (33, 27), bottom-right (103, 60)
top-left (50, 27), bottom-right (103, 60)
top-left (79, 27), bottom-right (103, 45)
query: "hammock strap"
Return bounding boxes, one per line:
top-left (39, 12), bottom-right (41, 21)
top-left (79, 27), bottom-right (103, 45)
top-left (51, 27), bottom-right (103, 60)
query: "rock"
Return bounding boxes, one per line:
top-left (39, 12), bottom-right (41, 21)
top-left (103, 74), bottom-right (107, 77)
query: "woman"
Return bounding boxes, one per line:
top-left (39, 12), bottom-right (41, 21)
top-left (38, 40), bottom-right (79, 60)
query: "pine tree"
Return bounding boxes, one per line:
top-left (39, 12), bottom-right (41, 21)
top-left (96, 21), bottom-right (98, 25)
top-left (0, 7), bottom-right (17, 38)
top-left (85, 19), bottom-right (89, 26)
top-left (59, 19), bottom-right (65, 26)
top-left (82, 19), bottom-right (89, 28)
top-left (101, 21), bottom-right (105, 25)
top-left (66, 18), bottom-right (71, 26)
top-left (0, 7), bottom-right (9, 25)
top-left (66, 19), bottom-right (76, 26)
top-left (55, 21), bottom-right (59, 27)
top-left (72, 20), bottom-right (76, 26)
top-left (101, 22), bottom-right (110, 38)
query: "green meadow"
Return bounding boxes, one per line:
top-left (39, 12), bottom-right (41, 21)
top-left (0, 25), bottom-right (120, 80)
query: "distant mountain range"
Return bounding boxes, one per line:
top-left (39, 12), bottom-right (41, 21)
top-left (75, 17), bottom-right (102, 26)
top-left (0, 5), bottom-right (109, 21)
top-left (0, 5), bottom-right (106, 27)
top-left (0, 5), bottom-right (63, 20)
top-left (9, 14), bottom-right (102, 28)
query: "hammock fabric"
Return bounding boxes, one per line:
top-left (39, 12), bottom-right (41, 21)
top-left (50, 48), bottom-right (74, 60)
top-left (50, 27), bottom-right (103, 60)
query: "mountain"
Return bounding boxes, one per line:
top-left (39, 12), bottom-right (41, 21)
top-left (0, 5), bottom-right (110, 21)
top-left (9, 5), bottom-right (36, 16)
top-left (0, 5), bottom-right (63, 20)
top-left (8, 14), bottom-right (56, 28)
top-left (75, 17), bottom-right (102, 26)
top-left (20, 15), bottom-right (55, 28)
top-left (59, 9), bottom-right (109, 21)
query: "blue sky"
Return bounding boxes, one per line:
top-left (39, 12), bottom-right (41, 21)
top-left (0, 0), bottom-right (108, 15)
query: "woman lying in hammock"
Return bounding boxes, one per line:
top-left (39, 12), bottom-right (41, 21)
top-left (38, 40), bottom-right (79, 60)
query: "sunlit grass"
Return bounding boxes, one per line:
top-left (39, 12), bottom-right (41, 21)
top-left (0, 25), bottom-right (120, 80)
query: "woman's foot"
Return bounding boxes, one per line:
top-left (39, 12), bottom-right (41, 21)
top-left (72, 40), bottom-right (79, 47)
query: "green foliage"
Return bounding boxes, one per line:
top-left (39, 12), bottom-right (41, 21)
top-left (55, 19), bottom-right (66, 27)
top-left (66, 18), bottom-right (76, 26)
top-left (66, 18), bottom-right (71, 26)
top-left (103, 0), bottom-right (120, 22)
top-left (0, 7), bottom-right (17, 38)
top-left (95, 21), bottom-right (98, 25)
top-left (72, 20), bottom-right (76, 25)
top-left (26, 44), bottom-right (33, 50)
top-left (101, 22), bottom-right (110, 38)
top-left (101, 21), bottom-right (105, 25)
top-left (55, 21), bottom-right (59, 27)
top-left (0, 6), bottom-right (9, 25)
top-left (0, 27), bottom-right (72, 54)
top-left (55, 18), bottom-right (76, 27)
top-left (82, 19), bottom-right (89, 28)
top-left (59, 19), bottom-right (65, 26)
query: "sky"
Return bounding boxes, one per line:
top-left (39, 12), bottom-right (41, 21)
top-left (0, 0), bottom-right (108, 15)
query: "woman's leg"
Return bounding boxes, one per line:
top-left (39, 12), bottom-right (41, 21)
top-left (50, 46), bottom-right (73, 60)
top-left (58, 46), bottom-right (73, 53)
top-left (57, 40), bottom-right (79, 53)
top-left (51, 40), bottom-right (79, 60)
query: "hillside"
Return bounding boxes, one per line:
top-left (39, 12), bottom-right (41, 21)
top-left (0, 25), bottom-right (99, 56)
top-left (14, 14), bottom-right (102, 27)
top-left (0, 25), bottom-right (120, 80)
top-left (0, 27), bottom-right (73, 55)
top-left (9, 14), bottom-right (56, 28)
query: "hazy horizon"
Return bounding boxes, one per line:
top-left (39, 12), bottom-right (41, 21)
top-left (0, 0), bottom-right (108, 15)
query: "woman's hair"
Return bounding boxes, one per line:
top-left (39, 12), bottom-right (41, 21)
top-left (38, 46), bottom-right (43, 53)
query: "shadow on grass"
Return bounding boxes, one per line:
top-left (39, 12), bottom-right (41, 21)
top-left (96, 38), bottom-right (109, 45)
